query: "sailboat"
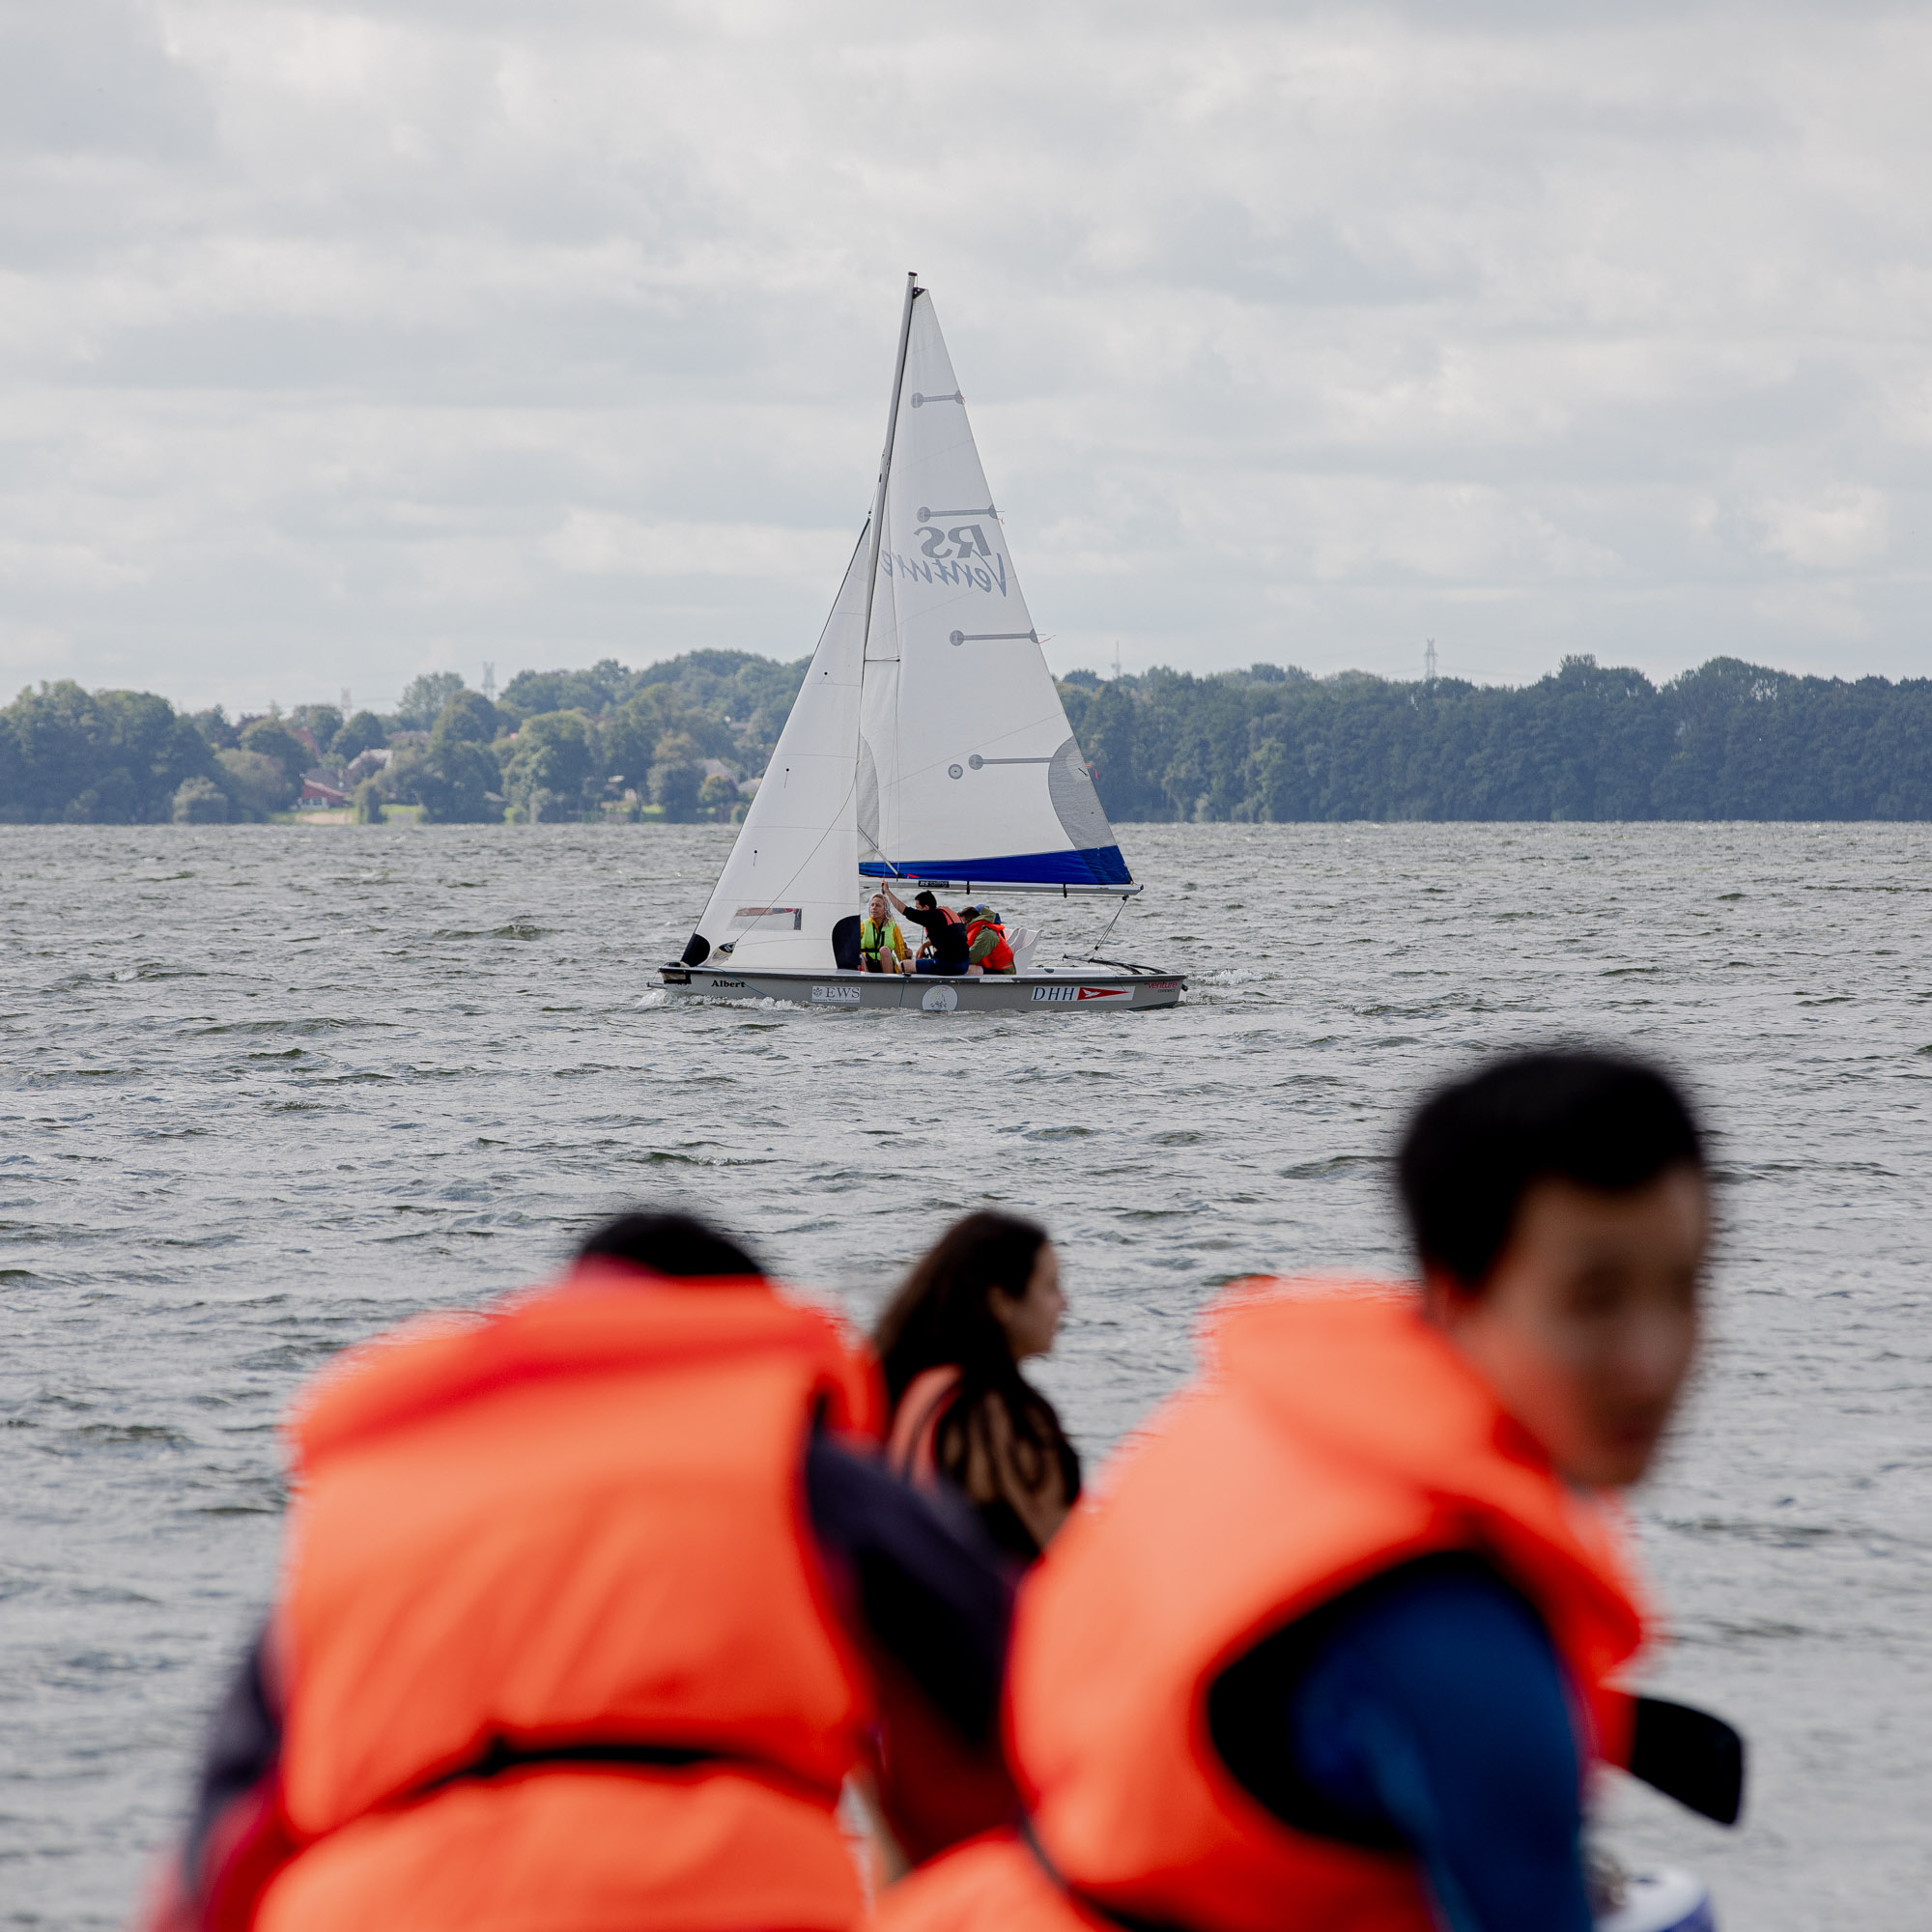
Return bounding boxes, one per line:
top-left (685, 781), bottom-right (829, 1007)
top-left (661, 275), bottom-right (1184, 1014)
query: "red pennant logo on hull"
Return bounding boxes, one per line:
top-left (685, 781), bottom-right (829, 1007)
top-left (1077, 985), bottom-right (1130, 1000)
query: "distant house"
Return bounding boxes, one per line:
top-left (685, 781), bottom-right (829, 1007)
top-left (699, 757), bottom-right (760, 797)
top-left (343, 748), bottom-right (391, 783)
top-left (299, 775), bottom-right (350, 808)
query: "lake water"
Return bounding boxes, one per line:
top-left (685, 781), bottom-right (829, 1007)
top-left (2, 820), bottom-right (1927, 1929)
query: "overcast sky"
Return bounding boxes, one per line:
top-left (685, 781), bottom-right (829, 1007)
top-left (3, 1), bottom-right (1928, 711)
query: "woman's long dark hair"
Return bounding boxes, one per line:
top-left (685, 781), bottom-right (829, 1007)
top-left (872, 1212), bottom-right (1076, 1555)
top-left (873, 1210), bottom-right (1049, 1406)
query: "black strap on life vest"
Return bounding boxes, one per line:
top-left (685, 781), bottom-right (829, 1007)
top-left (406, 1734), bottom-right (840, 1813)
top-left (1018, 1815), bottom-right (1199, 1932)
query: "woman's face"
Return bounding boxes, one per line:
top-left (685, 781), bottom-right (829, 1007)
top-left (991, 1242), bottom-right (1065, 1360)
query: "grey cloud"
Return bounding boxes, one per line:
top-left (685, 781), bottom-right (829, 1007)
top-left (0, 2), bottom-right (213, 157)
top-left (0, 0), bottom-right (1927, 710)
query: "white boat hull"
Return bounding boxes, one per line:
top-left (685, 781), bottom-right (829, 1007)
top-left (658, 965), bottom-right (1184, 1013)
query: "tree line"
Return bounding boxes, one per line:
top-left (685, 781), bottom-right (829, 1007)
top-left (0, 652), bottom-right (808, 825)
top-left (2, 649), bottom-right (1927, 825)
top-left (1060, 655), bottom-right (1932, 822)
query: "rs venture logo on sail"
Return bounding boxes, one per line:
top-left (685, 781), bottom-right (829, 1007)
top-left (919, 524), bottom-right (992, 559)
top-left (880, 540), bottom-right (1009, 597)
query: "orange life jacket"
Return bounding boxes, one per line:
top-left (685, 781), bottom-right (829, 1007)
top-left (876, 1281), bottom-right (1650, 1932)
top-left (247, 1266), bottom-right (883, 1932)
top-left (886, 1366), bottom-right (962, 1487)
top-left (965, 920), bottom-right (1014, 973)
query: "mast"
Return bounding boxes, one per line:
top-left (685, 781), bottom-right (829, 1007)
top-left (859, 271), bottom-right (919, 662)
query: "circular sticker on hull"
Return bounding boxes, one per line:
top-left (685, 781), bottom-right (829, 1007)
top-left (921, 983), bottom-right (959, 1012)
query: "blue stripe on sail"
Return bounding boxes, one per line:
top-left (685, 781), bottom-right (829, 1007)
top-left (861, 845), bottom-right (1133, 888)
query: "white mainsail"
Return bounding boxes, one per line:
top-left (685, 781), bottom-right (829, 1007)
top-left (860, 290), bottom-right (1127, 890)
top-left (679, 277), bottom-right (1130, 976)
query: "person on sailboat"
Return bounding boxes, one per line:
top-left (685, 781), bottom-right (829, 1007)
top-left (876, 1212), bottom-right (1081, 1563)
top-left (138, 1212), bottom-right (1018, 1932)
top-left (960, 909), bottom-right (1016, 976)
top-left (860, 893), bottom-right (909, 974)
top-left (874, 1051), bottom-right (1745, 1932)
top-left (882, 886), bottom-right (972, 976)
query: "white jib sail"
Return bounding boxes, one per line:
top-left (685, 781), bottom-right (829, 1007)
top-left (684, 530), bottom-right (867, 970)
top-left (859, 290), bottom-right (1128, 890)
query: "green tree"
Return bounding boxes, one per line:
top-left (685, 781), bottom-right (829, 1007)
top-left (432, 689), bottom-right (500, 745)
top-left (237, 716), bottom-right (308, 806)
top-left (352, 778), bottom-right (386, 824)
top-left (388, 693), bottom-right (505, 822)
top-left (497, 663), bottom-right (630, 724)
top-left (331, 710), bottom-right (389, 761)
top-left (602, 687), bottom-right (682, 788)
top-left (290, 703), bottom-right (344, 754)
top-left (189, 705), bottom-right (238, 751)
top-left (395, 672), bottom-right (466, 731)
top-left (696, 772), bottom-right (739, 820)
top-left (496, 650), bottom-right (806, 772)
top-left (215, 749), bottom-right (291, 819)
top-left (0, 682), bottom-right (217, 823)
top-left (172, 777), bottom-right (228, 823)
top-left (502, 711), bottom-right (595, 821)
top-left (647, 730), bottom-right (704, 821)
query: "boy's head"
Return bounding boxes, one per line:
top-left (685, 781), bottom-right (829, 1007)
top-left (1397, 1050), bottom-right (1709, 1488)
top-left (577, 1211), bottom-right (762, 1282)
top-left (914, 890), bottom-right (938, 910)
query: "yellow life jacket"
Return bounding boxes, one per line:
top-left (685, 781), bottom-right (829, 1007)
top-left (861, 917), bottom-right (901, 961)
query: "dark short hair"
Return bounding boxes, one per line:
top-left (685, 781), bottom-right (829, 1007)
top-left (1396, 1049), bottom-right (1705, 1292)
top-left (914, 890), bottom-right (938, 909)
top-left (576, 1211), bottom-right (763, 1280)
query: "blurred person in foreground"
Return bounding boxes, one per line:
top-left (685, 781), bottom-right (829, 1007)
top-left (137, 1212), bottom-right (1016, 1932)
top-left (878, 1213), bottom-right (1081, 1563)
top-left (877, 1050), bottom-right (1746, 1932)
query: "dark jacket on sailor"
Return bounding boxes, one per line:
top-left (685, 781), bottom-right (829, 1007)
top-left (901, 903), bottom-right (970, 967)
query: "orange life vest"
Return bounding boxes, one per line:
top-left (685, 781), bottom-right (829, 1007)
top-left (886, 1366), bottom-right (962, 1487)
top-left (876, 1281), bottom-right (1650, 1932)
top-left (965, 920), bottom-right (1014, 973)
top-left (248, 1265), bottom-right (883, 1932)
